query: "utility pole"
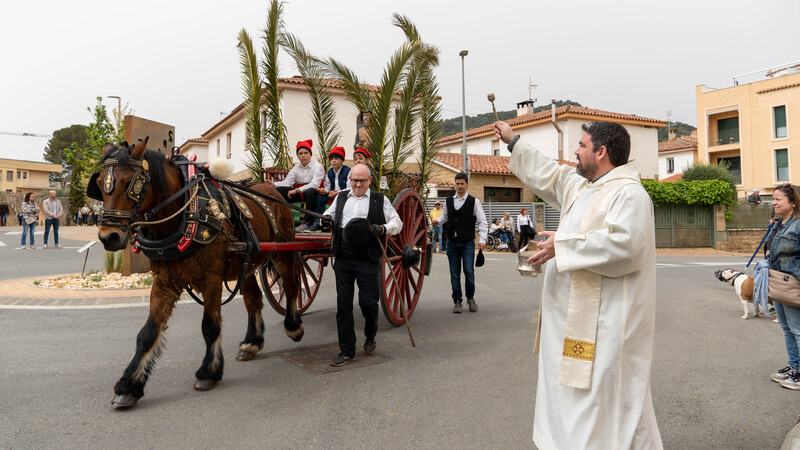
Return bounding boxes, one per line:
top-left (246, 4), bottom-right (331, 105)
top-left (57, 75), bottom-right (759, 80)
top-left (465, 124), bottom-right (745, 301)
top-left (459, 50), bottom-right (469, 177)
top-left (107, 95), bottom-right (122, 136)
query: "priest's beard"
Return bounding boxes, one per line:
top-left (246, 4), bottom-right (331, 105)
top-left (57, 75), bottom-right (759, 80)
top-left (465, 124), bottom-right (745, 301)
top-left (576, 155), bottom-right (597, 180)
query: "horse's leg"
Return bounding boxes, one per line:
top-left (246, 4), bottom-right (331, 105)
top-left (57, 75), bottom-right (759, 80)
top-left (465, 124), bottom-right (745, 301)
top-left (193, 277), bottom-right (225, 391)
top-left (272, 252), bottom-right (304, 342)
top-left (112, 281), bottom-right (179, 408)
top-left (237, 272), bottom-right (264, 361)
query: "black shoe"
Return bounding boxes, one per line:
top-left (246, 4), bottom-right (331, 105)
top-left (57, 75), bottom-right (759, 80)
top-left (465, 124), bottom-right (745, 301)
top-left (331, 352), bottom-right (354, 367)
top-left (364, 339), bottom-right (376, 354)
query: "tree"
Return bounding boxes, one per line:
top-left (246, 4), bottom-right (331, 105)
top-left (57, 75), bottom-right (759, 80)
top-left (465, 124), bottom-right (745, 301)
top-left (681, 161), bottom-right (738, 202)
top-left (237, 28), bottom-right (265, 181)
top-left (43, 124), bottom-right (89, 185)
top-left (260, 0), bottom-right (292, 170)
top-left (282, 32), bottom-right (342, 172)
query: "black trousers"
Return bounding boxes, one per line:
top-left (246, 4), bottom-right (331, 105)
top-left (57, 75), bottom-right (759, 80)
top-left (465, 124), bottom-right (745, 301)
top-left (334, 257), bottom-right (380, 357)
top-left (275, 186), bottom-right (318, 225)
top-left (518, 224), bottom-right (536, 248)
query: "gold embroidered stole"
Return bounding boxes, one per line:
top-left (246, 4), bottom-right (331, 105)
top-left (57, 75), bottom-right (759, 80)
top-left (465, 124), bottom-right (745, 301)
top-left (555, 178), bottom-right (637, 390)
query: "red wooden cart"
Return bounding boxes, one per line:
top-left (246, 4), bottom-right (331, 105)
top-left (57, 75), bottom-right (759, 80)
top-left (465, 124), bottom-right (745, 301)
top-left (256, 170), bottom-right (430, 327)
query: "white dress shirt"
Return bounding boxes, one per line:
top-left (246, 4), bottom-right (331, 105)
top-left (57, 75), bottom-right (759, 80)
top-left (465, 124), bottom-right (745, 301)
top-left (323, 189), bottom-right (402, 236)
top-left (275, 159), bottom-right (325, 190)
top-left (323, 167), bottom-right (350, 192)
top-left (435, 192), bottom-right (488, 244)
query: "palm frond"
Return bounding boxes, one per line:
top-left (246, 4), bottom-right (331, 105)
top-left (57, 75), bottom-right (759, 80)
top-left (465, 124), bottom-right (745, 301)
top-left (325, 58), bottom-right (371, 113)
top-left (283, 32), bottom-right (342, 172)
top-left (260, 0), bottom-right (291, 170)
top-left (367, 41), bottom-right (422, 190)
top-left (415, 69), bottom-right (443, 204)
top-left (237, 28), bottom-right (265, 181)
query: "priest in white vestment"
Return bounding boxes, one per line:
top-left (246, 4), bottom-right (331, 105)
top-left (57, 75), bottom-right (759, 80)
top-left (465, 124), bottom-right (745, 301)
top-left (494, 120), bottom-right (662, 450)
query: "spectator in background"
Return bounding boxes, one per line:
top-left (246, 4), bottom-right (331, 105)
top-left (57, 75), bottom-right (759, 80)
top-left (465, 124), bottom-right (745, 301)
top-left (42, 190), bottom-right (63, 249)
top-left (92, 202), bottom-right (101, 226)
top-left (81, 204), bottom-right (91, 225)
top-left (76, 206), bottom-right (83, 225)
top-left (517, 207), bottom-right (537, 249)
top-left (20, 192), bottom-right (39, 249)
top-left (0, 201), bottom-right (9, 226)
top-left (430, 201), bottom-right (444, 253)
top-left (748, 188), bottom-right (762, 205)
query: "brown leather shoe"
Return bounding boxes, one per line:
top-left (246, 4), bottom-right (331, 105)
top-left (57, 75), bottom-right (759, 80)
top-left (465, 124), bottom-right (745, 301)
top-left (467, 298), bottom-right (478, 312)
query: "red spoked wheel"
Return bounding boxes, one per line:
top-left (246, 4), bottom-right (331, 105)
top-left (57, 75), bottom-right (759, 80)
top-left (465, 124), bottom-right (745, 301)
top-left (380, 188), bottom-right (428, 327)
top-left (259, 256), bottom-right (324, 315)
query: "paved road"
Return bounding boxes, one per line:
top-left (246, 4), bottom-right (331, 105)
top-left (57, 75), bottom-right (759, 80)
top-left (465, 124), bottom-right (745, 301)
top-left (1, 252), bottom-right (798, 448)
top-left (0, 226), bottom-right (108, 280)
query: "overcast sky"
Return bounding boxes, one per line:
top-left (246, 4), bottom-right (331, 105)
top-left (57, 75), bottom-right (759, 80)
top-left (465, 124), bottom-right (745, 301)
top-left (1, 0), bottom-right (798, 163)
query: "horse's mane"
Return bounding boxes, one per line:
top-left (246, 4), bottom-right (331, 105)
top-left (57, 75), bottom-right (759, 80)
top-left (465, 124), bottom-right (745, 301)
top-left (99, 148), bottom-right (171, 206)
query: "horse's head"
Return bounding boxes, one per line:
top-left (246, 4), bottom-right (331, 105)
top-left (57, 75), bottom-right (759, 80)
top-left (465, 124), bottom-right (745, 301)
top-left (87, 139), bottom-right (153, 251)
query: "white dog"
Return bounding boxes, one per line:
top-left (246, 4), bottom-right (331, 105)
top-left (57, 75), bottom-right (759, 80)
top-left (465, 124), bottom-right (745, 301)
top-left (714, 268), bottom-right (776, 321)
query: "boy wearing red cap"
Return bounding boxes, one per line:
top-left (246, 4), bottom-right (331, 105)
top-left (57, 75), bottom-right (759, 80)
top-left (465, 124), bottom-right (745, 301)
top-left (270, 139), bottom-right (325, 232)
top-left (353, 147), bottom-right (371, 165)
top-left (310, 146), bottom-right (350, 231)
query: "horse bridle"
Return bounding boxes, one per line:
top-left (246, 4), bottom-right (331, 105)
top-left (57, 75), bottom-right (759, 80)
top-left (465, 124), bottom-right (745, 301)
top-left (87, 151), bottom-right (150, 233)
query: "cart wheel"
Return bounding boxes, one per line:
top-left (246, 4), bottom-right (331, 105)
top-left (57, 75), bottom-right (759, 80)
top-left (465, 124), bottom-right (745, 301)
top-left (259, 256), bottom-right (324, 315)
top-left (380, 188), bottom-right (428, 327)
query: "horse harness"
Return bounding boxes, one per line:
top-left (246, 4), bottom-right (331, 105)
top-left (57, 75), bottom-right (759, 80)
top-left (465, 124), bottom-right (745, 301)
top-left (87, 147), bottom-right (291, 305)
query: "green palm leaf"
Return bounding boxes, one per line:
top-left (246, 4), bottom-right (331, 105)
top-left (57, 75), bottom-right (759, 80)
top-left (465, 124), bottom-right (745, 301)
top-left (282, 32), bottom-right (342, 172)
top-left (237, 28), bottom-right (264, 181)
top-left (260, 0), bottom-right (291, 170)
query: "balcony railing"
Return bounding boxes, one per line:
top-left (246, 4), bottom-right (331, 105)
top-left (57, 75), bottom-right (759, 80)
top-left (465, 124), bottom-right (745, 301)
top-left (710, 128), bottom-right (740, 146)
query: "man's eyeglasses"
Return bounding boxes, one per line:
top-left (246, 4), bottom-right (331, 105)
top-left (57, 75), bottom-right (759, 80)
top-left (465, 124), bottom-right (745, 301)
top-left (351, 178), bottom-right (369, 184)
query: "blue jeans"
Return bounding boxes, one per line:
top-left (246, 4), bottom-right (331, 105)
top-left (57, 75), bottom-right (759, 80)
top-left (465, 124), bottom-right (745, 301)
top-left (431, 226), bottom-right (443, 252)
top-left (447, 240), bottom-right (475, 303)
top-left (44, 218), bottom-right (60, 245)
top-left (774, 302), bottom-right (800, 370)
top-left (21, 222), bottom-right (35, 246)
top-left (0, 213), bottom-right (6, 226)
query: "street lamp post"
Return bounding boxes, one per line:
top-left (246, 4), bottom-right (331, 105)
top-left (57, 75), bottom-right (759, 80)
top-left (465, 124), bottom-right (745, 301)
top-left (459, 50), bottom-right (469, 177)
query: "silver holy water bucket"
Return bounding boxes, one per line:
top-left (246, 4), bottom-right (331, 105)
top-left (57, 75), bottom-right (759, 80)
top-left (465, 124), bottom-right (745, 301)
top-left (517, 243), bottom-right (544, 277)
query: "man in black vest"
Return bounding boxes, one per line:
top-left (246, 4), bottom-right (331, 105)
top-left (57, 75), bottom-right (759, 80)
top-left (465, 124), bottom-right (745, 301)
top-left (323, 164), bottom-right (403, 366)
top-left (432, 172), bottom-right (488, 313)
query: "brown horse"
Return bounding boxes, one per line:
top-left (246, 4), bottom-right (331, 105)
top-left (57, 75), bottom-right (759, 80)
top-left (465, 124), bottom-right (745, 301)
top-left (90, 140), bottom-right (303, 408)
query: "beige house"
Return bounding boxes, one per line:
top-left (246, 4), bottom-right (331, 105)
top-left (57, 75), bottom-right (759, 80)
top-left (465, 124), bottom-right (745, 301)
top-left (180, 77), bottom-right (383, 176)
top-left (658, 133), bottom-right (697, 181)
top-left (696, 66), bottom-right (800, 198)
top-left (0, 158), bottom-right (61, 193)
top-left (435, 103), bottom-right (666, 180)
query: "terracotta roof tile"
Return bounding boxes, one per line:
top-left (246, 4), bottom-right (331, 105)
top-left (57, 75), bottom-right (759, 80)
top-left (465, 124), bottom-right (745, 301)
top-left (436, 105), bottom-right (667, 145)
top-left (658, 136), bottom-right (697, 153)
top-left (280, 76), bottom-right (382, 93)
top-left (436, 153), bottom-right (512, 174)
top-left (660, 173), bottom-right (683, 183)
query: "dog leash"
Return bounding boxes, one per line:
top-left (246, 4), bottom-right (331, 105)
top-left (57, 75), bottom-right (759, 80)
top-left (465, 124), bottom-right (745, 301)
top-left (745, 221), bottom-right (776, 269)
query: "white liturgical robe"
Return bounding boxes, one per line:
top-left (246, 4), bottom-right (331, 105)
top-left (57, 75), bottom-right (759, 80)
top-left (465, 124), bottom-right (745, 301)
top-left (509, 139), bottom-right (662, 450)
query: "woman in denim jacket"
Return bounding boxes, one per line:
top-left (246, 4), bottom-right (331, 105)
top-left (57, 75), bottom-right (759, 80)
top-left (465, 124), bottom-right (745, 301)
top-left (767, 183), bottom-right (800, 390)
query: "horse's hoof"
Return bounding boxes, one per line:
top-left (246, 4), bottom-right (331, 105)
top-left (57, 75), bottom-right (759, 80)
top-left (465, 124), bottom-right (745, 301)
top-left (286, 324), bottom-right (304, 342)
top-left (111, 394), bottom-right (138, 408)
top-left (236, 351), bottom-right (256, 361)
top-left (193, 379), bottom-right (218, 391)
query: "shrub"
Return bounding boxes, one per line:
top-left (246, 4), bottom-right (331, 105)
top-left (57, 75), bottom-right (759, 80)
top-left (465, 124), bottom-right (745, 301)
top-left (681, 161), bottom-right (738, 202)
top-left (642, 179), bottom-right (737, 220)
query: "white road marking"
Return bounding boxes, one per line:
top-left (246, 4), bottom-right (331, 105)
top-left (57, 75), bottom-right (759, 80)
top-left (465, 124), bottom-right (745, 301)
top-left (0, 240), bottom-right (5, 246)
top-left (5, 231), bottom-right (21, 235)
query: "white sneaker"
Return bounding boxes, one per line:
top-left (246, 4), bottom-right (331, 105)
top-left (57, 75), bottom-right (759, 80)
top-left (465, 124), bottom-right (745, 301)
top-left (43, 244), bottom-right (48, 249)
top-left (55, 244), bottom-right (62, 248)
top-left (772, 366), bottom-right (796, 383)
top-left (780, 372), bottom-right (800, 390)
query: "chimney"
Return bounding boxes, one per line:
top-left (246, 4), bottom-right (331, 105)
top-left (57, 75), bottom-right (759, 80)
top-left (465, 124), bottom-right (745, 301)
top-left (668, 128), bottom-right (676, 140)
top-left (516, 99), bottom-right (535, 117)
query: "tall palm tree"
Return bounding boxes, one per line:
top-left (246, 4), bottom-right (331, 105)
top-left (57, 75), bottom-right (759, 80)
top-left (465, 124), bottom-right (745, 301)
top-left (282, 32), bottom-right (342, 172)
top-left (260, 0), bottom-right (291, 170)
top-left (237, 28), bottom-right (265, 181)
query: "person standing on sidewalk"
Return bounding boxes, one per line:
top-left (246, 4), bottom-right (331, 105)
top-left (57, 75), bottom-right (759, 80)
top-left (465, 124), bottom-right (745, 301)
top-left (766, 183), bottom-right (800, 391)
top-left (20, 193), bottom-right (40, 249)
top-left (432, 172), bottom-right (488, 313)
top-left (0, 201), bottom-right (9, 226)
top-left (42, 191), bottom-right (63, 249)
top-left (429, 201), bottom-right (444, 253)
top-left (323, 164), bottom-right (402, 366)
top-left (494, 120), bottom-right (662, 449)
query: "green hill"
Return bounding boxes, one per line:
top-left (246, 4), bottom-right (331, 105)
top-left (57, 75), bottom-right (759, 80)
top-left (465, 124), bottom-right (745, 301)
top-left (658, 122), bottom-right (696, 142)
top-left (440, 100), bottom-right (582, 137)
